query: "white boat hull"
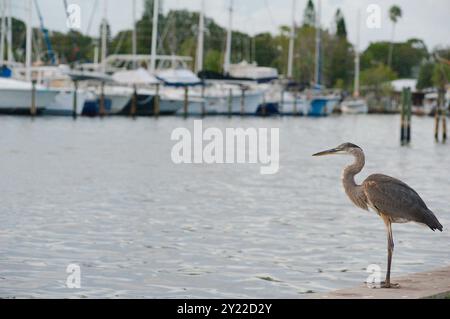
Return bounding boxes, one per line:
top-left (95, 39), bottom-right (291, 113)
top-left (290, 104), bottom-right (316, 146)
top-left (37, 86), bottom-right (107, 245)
top-left (44, 89), bottom-right (95, 116)
top-left (341, 99), bottom-right (369, 114)
top-left (0, 88), bottom-right (57, 112)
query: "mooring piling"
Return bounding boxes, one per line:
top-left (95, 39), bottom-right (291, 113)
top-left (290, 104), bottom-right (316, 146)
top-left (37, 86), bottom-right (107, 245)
top-left (183, 86), bottom-right (189, 118)
top-left (400, 87), bottom-right (412, 145)
top-left (154, 83), bottom-right (160, 117)
top-left (293, 90), bottom-right (298, 116)
top-left (72, 80), bottom-right (78, 119)
top-left (435, 88), bottom-right (447, 142)
top-left (30, 80), bottom-right (37, 116)
top-left (228, 88), bottom-right (232, 117)
top-left (240, 87), bottom-right (245, 116)
top-left (406, 88), bottom-right (412, 143)
top-left (130, 85), bottom-right (137, 117)
top-left (261, 94), bottom-right (267, 117)
top-left (201, 85), bottom-right (206, 117)
top-left (99, 82), bottom-right (106, 117)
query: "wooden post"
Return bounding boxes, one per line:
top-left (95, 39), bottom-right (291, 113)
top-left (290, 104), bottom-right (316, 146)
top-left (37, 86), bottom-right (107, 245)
top-left (240, 87), bottom-right (245, 116)
top-left (228, 88), bottom-right (232, 117)
top-left (72, 80), bottom-right (78, 119)
top-left (183, 86), bottom-right (189, 118)
top-left (131, 85), bottom-right (137, 117)
top-left (406, 88), bottom-right (412, 143)
top-left (400, 88), bottom-right (406, 144)
top-left (261, 94), bottom-right (267, 117)
top-left (99, 82), bottom-right (106, 117)
top-left (443, 108), bottom-right (447, 142)
top-left (201, 85), bottom-right (206, 117)
top-left (436, 88), bottom-right (447, 143)
top-left (434, 90), bottom-right (442, 142)
top-left (293, 90), bottom-right (298, 116)
top-left (154, 83), bottom-right (160, 117)
top-left (30, 80), bottom-right (37, 116)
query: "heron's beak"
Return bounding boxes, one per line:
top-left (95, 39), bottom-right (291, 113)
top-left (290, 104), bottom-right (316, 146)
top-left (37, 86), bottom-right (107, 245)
top-left (312, 148), bottom-right (340, 157)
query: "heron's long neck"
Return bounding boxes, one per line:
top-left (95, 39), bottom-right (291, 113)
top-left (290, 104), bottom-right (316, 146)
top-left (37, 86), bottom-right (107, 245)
top-left (342, 150), bottom-right (365, 187)
top-left (342, 150), bottom-right (367, 210)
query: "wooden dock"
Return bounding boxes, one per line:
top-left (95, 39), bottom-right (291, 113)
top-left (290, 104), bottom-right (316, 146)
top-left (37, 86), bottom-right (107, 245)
top-left (311, 266), bottom-right (450, 299)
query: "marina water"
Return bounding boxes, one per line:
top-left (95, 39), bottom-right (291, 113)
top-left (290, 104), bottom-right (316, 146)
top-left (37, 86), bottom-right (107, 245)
top-left (0, 115), bottom-right (449, 298)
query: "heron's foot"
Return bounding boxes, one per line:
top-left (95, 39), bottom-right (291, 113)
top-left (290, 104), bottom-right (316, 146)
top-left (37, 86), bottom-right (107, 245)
top-left (380, 281), bottom-right (400, 289)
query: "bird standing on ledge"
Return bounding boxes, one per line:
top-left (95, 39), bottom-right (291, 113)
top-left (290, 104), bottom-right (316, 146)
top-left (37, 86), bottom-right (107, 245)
top-left (313, 143), bottom-right (443, 288)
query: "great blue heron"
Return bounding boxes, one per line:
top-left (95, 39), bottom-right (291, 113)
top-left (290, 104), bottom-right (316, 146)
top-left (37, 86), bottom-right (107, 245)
top-left (313, 143), bottom-right (443, 288)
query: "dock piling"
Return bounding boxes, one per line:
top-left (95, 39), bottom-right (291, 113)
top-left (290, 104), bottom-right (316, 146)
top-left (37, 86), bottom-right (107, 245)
top-left (240, 87), bottom-right (245, 116)
top-left (228, 88), bottom-right (232, 117)
top-left (400, 88), bottom-right (412, 145)
top-left (201, 85), bottom-right (206, 117)
top-left (406, 88), bottom-right (412, 143)
top-left (72, 80), bottom-right (78, 119)
top-left (131, 85), bottom-right (137, 117)
top-left (435, 88), bottom-right (447, 143)
top-left (30, 80), bottom-right (37, 117)
top-left (99, 82), bottom-right (106, 117)
top-left (183, 86), bottom-right (189, 118)
top-left (261, 94), bottom-right (267, 117)
top-left (293, 90), bottom-right (298, 116)
top-left (154, 83), bottom-right (160, 117)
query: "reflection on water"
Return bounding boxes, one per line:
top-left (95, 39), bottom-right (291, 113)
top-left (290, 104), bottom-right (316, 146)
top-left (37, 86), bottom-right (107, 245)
top-left (0, 115), bottom-right (448, 298)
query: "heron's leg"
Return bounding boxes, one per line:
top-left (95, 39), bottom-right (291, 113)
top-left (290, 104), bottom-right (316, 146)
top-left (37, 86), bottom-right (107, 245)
top-left (381, 220), bottom-right (400, 288)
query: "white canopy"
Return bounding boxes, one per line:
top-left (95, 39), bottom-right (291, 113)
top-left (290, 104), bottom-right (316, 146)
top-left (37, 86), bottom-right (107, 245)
top-left (112, 68), bottom-right (160, 85)
top-left (229, 61), bottom-right (279, 81)
top-left (390, 79), bottom-right (418, 93)
top-left (155, 68), bottom-right (202, 86)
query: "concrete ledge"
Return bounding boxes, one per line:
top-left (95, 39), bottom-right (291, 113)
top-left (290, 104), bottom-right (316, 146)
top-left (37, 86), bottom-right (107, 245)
top-left (311, 266), bottom-right (450, 299)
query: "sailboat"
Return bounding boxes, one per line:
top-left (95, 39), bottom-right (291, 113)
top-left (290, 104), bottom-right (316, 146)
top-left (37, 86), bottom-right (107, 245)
top-left (194, 0), bottom-right (267, 115)
top-left (0, 0), bottom-right (57, 114)
top-left (340, 9), bottom-right (368, 114)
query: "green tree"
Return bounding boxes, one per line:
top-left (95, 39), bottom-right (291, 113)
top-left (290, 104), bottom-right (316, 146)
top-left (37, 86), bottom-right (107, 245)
top-left (303, 0), bottom-right (315, 27)
top-left (417, 62), bottom-right (435, 89)
top-left (204, 50), bottom-right (222, 73)
top-left (334, 9), bottom-right (347, 38)
top-left (144, 0), bottom-right (163, 17)
top-left (388, 5), bottom-right (402, 68)
top-left (361, 39), bottom-right (428, 78)
top-left (361, 64), bottom-right (397, 99)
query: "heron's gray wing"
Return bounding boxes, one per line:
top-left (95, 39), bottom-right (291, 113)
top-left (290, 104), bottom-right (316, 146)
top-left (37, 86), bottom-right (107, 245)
top-left (363, 174), bottom-right (443, 231)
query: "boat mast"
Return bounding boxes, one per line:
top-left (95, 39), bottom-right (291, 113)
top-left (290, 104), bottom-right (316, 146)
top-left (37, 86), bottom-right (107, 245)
top-left (287, 0), bottom-right (296, 79)
top-left (7, 0), bottom-right (12, 63)
top-left (0, 0), bottom-right (6, 65)
top-left (314, 0), bottom-right (322, 86)
top-left (354, 9), bottom-right (361, 98)
top-left (26, 0), bottom-right (32, 81)
top-left (195, 0), bottom-right (205, 74)
top-left (132, 0), bottom-right (137, 69)
top-left (101, 0), bottom-right (108, 72)
top-left (223, 0), bottom-right (233, 75)
top-left (150, 0), bottom-right (159, 73)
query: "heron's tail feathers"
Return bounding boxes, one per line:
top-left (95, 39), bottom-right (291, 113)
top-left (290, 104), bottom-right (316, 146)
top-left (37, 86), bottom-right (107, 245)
top-left (424, 209), bottom-right (443, 232)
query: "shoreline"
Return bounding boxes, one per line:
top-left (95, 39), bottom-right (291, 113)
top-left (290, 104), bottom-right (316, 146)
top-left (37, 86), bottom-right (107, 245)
top-left (310, 266), bottom-right (450, 299)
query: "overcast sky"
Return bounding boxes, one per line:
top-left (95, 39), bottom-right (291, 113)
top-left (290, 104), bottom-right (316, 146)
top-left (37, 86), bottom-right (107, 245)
top-left (8, 0), bottom-right (450, 51)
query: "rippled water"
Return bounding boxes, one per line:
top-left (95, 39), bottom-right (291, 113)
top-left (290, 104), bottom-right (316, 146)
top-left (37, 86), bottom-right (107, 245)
top-left (0, 115), bottom-right (449, 298)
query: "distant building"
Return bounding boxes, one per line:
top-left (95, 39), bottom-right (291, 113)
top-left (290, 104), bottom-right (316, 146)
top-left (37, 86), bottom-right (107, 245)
top-left (390, 78), bottom-right (425, 109)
